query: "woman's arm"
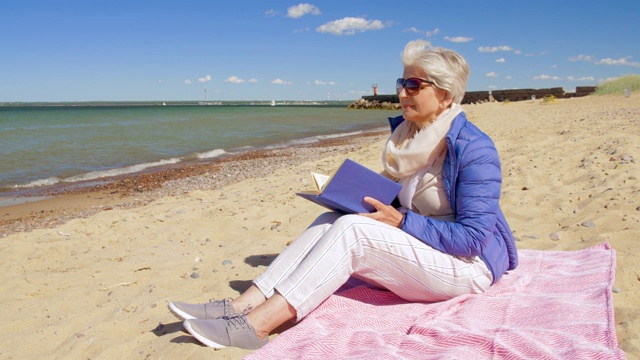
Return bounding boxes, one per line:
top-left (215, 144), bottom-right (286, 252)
top-left (401, 138), bottom-right (503, 257)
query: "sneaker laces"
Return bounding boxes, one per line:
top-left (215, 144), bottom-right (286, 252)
top-left (225, 314), bottom-right (252, 330)
top-left (207, 298), bottom-right (231, 306)
top-left (206, 298), bottom-right (252, 316)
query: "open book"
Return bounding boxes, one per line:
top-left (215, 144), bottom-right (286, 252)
top-left (296, 158), bottom-right (402, 214)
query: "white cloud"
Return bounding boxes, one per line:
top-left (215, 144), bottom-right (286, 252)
top-left (287, 3), bottom-right (321, 19)
top-left (406, 27), bottom-right (422, 34)
top-left (569, 54), bottom-right (595, 62)
top-left (316, 17), bottom-right (384, 36)
top-left (444, 36), bottom-right (473, 43)
top-left (567, 76), bottom-right (595, 81)
top-left (272, 78), bottom-right (292, 85)
top-left (568, 55), bottom-right (640, 68)
top-left (426, 28), bottom-right (439, 37)
top-left (248, 78), bottom-right (259, 84)
top-left (486, 72), bottom-right (499, 77)
top-left (184, 79), bottom-right (192, 85)
top-left (198, 75), bottom-right (212, 83)
top-left (313, 80), bottom-right (338, 86)
top-left (495, 58), bottom-right (506, 63)
top-left (478, 45), bottom-right (514, 53)
top-left (225, 76), bottom-right (245, 84)
top-left (265, 9), bottom-right (279, 17)
top-left (596, 57), bottom-right (640, 68)
top-left (294, 27), bottom-right (310, 33)
top-left (533, 75), bottom-right (562, 80)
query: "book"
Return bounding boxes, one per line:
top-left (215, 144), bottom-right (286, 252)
top-left (296, 158), bottom-right (402, 214)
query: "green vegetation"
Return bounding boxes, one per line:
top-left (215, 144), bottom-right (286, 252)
top-left (593, 74), bottom-right (640, 95)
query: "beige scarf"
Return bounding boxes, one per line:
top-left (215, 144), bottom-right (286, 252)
top-left (382, 103), bottom-right (462, 212)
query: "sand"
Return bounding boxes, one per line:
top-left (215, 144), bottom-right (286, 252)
top-left (0, 94), bottom-right (638, 359)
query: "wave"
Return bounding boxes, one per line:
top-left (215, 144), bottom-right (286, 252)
top-left (66, 158), bottom-right (182, 182)
top-left (195, 148), bottom-right (227, 159)
top-left (14, 158), bottom-right (181, 189)
top-left (11, 148), bottom-right (233, 190)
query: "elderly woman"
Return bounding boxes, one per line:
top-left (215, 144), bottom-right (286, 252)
top-left (168, 40), bottom-right (518, 350)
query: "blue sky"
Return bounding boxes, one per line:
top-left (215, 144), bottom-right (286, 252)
top-left (1, 1), bottom-right (639, 102)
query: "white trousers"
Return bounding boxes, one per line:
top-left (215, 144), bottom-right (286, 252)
top-left (254, 213), bottom-right (492, 321)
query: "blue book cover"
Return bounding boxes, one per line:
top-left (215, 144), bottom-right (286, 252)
top-left (296, 158), bottom-right (402, 214)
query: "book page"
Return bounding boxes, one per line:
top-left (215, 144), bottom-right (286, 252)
top-left (312, 172), bottom-right (331, 192)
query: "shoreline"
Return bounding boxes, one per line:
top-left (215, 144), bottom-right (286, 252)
top-left (0, 129), bottom-right (390, 238)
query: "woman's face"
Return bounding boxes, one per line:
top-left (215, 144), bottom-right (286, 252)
top-left (399, 65), bottom-right (452, 127)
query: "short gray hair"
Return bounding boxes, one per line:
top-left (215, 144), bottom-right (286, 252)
top-left (401, 40), bottom-right (470, 103)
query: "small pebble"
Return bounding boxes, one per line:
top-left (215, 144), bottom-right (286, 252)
top-left (549, 232), bottom-right (561, 241)
top-left (190, 272), bottom-right (200, 279)
top-left (222, 259), bottom-right (233, 265)
top-left (581, 221), bottom-right (597, 228)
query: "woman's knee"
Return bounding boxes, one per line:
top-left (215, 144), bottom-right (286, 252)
top-left (331, 214), bottom-right (381, 235)
top-left (324, 214), bottom-right (371, 246)
top-left (309, 212), bottom-right (343, 227)
top-left (331, 214), bottom-right (362, 227)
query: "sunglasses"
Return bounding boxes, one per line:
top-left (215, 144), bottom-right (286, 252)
top-left (396, 78), bottom-right (436, 96)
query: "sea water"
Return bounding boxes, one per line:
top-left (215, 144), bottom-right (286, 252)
top-left (0, 104), bottom-right (398, 192)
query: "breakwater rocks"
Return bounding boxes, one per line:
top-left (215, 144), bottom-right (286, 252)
top-left (348, 95), bottom-right (401, 110)
top-left (348, 86), bottom-right (596, 109)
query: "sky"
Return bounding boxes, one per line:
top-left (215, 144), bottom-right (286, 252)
top-left (1, 0), bottom-right (639, 102)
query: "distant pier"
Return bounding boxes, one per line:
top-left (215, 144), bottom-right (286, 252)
top-left (348, 86), bottom-right (596, 109)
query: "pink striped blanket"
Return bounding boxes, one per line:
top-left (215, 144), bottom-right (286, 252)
top-left (246, 243), bottom-right (625, 359)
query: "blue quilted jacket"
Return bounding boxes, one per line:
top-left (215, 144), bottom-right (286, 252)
top-left (389, 112), bottom-right (518, 284)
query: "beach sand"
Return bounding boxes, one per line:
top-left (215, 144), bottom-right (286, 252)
top-left (0, 94), bottom-right (638, 359)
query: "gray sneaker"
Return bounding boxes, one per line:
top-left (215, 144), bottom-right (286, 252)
top-left (183, 315), bottom-right (268, 350)
top-left (167, 298), bottom-right (235, 320)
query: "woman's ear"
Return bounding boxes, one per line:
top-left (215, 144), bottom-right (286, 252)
top-left (440, 94), bottom-right (454, 108)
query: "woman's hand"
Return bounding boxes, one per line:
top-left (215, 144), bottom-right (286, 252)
top-left (359, 197), bottom-right (404, 228)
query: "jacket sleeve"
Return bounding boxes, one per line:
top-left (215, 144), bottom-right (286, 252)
top-left (400, 135), bottom-right (503, 257)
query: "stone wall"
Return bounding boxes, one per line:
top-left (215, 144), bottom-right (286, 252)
top-left (348, 86), bottom-right (597, 109)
